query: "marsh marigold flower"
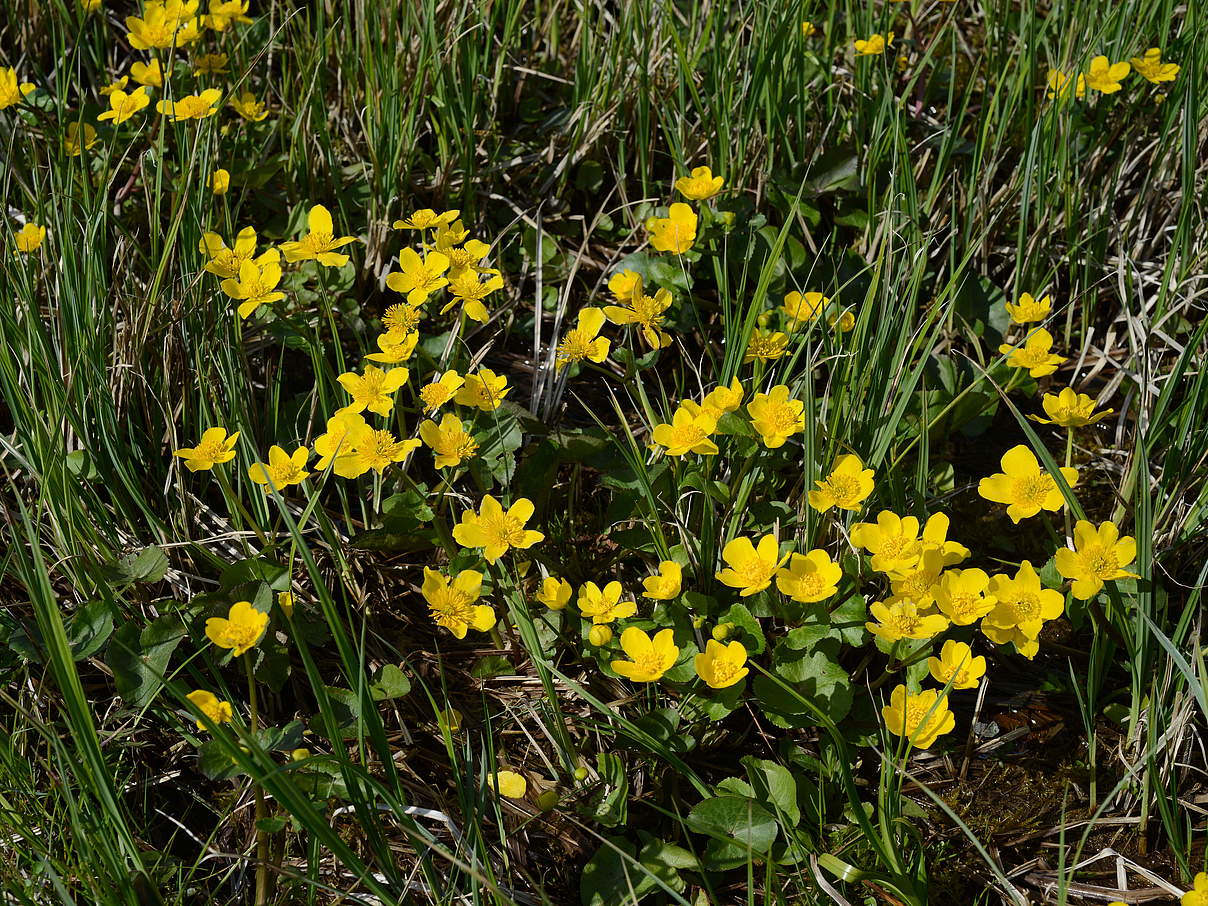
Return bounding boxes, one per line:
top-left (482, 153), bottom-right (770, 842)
top-left (695, 639), bottom-right (748, 689)
top-left (999, 327), bottom-right (1066, 377)
top-left (782, 291), bottom-right (827, 328)
top-left (888, 547), bottom-right (950, 606)
top-left (851, 510), bottom-right (970, 574)
top-left (186, 689), bottom-right (233, 730)
top-left (603, 286), bottom-right (674, 349)
top-left (611, 628), bottom-right (679, 683)
top-left (98, 88), bottom-right (150, 124)
top-left (1047, 69), bottom-right (1086, 100)
top-left (335, 428), bottom-right (420, 478)
top-left (882, 685), bottom-right (955, 749)
top-left (64, 123), bottom-right (99, 156)
top-left (646, 203), bottom-right (697, 253)
top-left (221, 249), bottom-right (285, 319)
top-left (419, 370), bottom-right (464, 413)
top-left (854, 33), bottom-right (892, 55)
top-left (365, 329), bottom-right (419, 365)
top-left (776, 549), bottom-right (842, 603)
top-left (200, 226), bottom-right (257, 278)
top-left (173, 427), bottom-right (239, 471)
top-left (675, 166), bottom-right (724, 201)
top-left (452, 496), bottom-right (544, 564)
top-left (577, 581), bottom-right (636, 624)
top-left (193, 53), bottom-right (229, 75)
top-left (313, 411), bottom-right (368, 470)
top-left (388, 248), bottom-right (450, 304)
top-left (337, 365), bottom-right (409, 417)
top-left (934, 568), bottom-right (996, 625)
top-left (443, 238), bottom-right (492, 276)
top-left (208, 168), bottom-right (230, 195)
top-left (281, 204), bottom-right (356, 266)
top-left (800, 20), bottom-right (817, 37)
top-left (14, 223), bottom-right (47, 254)
top-left (747, 384), bottom-right (804, 448)
top-left (130, 59), bottom-right (164, 88)
top-left (642, 561), bottom-right (682, 600)
top-left (928, 640), bottom-right (985, 690)
top-left (382, 300), bottom-right (425, 335)
top-left (977, 444), bottom-right (1078, 523)
top-left (445, 269), bottom-right (504, 323)
top-left (422, 568), bottom-right (495, 638)
top-left (1084, 55), bottom-right (1130, 93)
top-left (651, 404), bottom-right (718, 456)
top-left (982, 561), bottom-right (1064, 658)
top-left (607, 269), bottom-right (642, 303)
top-left (419, 412), bottom-right (478, 468)
top-left (205, 600), bottom-right (268, 656)
top-left (743, 329), bottom-right (789, 364)
top-left (1181, 873), bottom-right (1208, 906)
top-left (455, 368), bottom-right (509, 411)
top-left (536, 576), bottom-right (572, 610)
top-left (555, 308), bottom-right (610, 370)
top-left (808, 454), bottom-right (875, 513)
top-left (229, 90), bottom-right (269, 121)
top-left (488, 770), bottom-right (527, 799)
top-left (0, 68), bottom-right (35, 110)
top-left (866, 598), bottom-right (949, 642)
top-left (156, 88), bottom-right (221, 121)
top-left (588, 625), bottom-right (613, 645)
top-left (100, 76), bottom-right (129, 96)
top-left (1055, 519), bottom-right (1138, 600)
top-left (126, 2), bottom-right (201, 49)
top-left (1029, 387), bottom-right (1113, 428)
top-left (204, 0), bottom-right (253, 31)
top-left (1130, 48), bottom-right (1179, 84)
top-left (393, 208), bottom-right (459, 230)
top-left (1004, 292), bottom-right (1051, 324)
top-left (248, 445), bottom-right (309, 493)
top-left (700, 378), bottom-right (744, 418)
top-left (716, 534), bottom-right (787, 596)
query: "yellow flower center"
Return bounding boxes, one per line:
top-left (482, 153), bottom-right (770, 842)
top-left (556, 328), bottom-right (596, 365)
top-left (708, 658), bottom-right (740, 684)
top-left (267, 459), bottom-right (304, 486)
top-left (898, 569), bottom-right (938, 601)
top-left (420, 384), bottom-right (455, 411)
top-left (666, 422), bottom-right (709, 448)
top-left (630, 295), bottom-right (666, 327)
top-left (1083, 545), bottom-right (1119, 578)
top-left (194, 437), bottom-right (229, 461)
top-left (792, 572), bottom-right (824, 597)
top-left (437, 427), bottom-right (478, 460)
top-left (946, 592), bottom-right (978, 618)
top-left (479, 511), bottom-right (528, 548)
top-left (429, 590), bottom-right (475, 629)
top-left (733, 558), bottom-right (776, 589)
top-left (765, 403), bottom-right (800, 434)
top-left (357, 430), bottom-right (407, 469)
top-left (903, 700), bottom-right (934, 734)
top-left (632, 652), bottom-right (666, 678)
top-left (1016, 345), bottom-right (1052, 368)
top-left (1013, 592), bottom-right (1040, 621)
top-left (887, 609), bottom-right (923, 636)
top-left (383, 304), bottom-right (422, 334)
top-left (746, 335), bottom-right (784, 360)
top-left (1013, 473), bottom-right (1054, 506)
top-left (298, 231), bottom-right (335, 254)
top-left (821, 473), bottom-right (861, 506)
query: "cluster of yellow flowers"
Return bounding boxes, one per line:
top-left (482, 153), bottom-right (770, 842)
top-left (1048, 50), bottom-right (1180, 99)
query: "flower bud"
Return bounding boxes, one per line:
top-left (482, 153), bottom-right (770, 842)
top-left (588, 625), bottom-right (613, 646)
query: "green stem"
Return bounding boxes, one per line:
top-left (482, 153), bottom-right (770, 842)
top-left (243, 653), bottom-right (269, 906)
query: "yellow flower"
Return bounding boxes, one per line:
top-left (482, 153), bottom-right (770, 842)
top-left (334, 427), bottom-right (420, 478)
top-left (277, 591), bottom-right (294, 617)
top-left (775, 549), bottom-right (841, 603)
top-left (488, 770), bottom-right (527, 799)
top-left (536, 576), bottom-right (572, 610)
top-left (382, 300), bottom-right (425, 335)
top-left (577, 581), bottom-right (636, 624)
top-left (934, 568), bottom-right (996, 625)
top-left (743, 329), bottom-right (789, 363)
top-left (603, 286), bottom-right (674, 349)
top-left (1047, 69), bottom-right (1086, 100)
top-left (173, 427), bottom-right (239, 471)
top-left (981, 561), bottom-right (1064, 658)
top-left (418, 412), bottom-right (478, 468)
top-left (1130, 48), bottom-right (1179, 84)
top-left (203, 0), bottom-right (253, 31)
top-left (1004, 292), bottom-right (1051, 324)
top-left (642, 561), bottom-right (682, 600)
top-left (781, 291), bottom-right (826, 328)
top-left (695, 639), bottom-right (748, 689)
top-left (747, 384), bottom-right (804, 448)
top-left (999, 327), bottom-right (1066, 378)
top-left (444, 269), bottom-right (504, 323)
top-left (1028, 387), bottom-right (1113, 428)
top-left (0, 68), bottom-right (35, 110)
top-left (674, 166), bottom-right (723, 201)
top-left (365, 329), bottom-right (419, 365)
top-left (200, 226), bottom-right (257, 278)
top-left (850, 511), bottom-right (925, 573)
top-left (220, 249), bottom-right (285, 319)
top-left (229, 90), bottom-right (269, 122)
top-left (419, 370), bottom-right (465, 413)
top-left (455, 368), bottom-right (509, 411)
top-left (14, 223), bottom-right (47, 254)
top-left (927, 640), bottom-right (986, 690)
top-left (1084, 55), bottom-right (1130, 93)
top-left (81, 0), bottom-right (102, 12)
top-left (248, 445), bottom-right (309, 493)
top-left (281, 204), bottom-right (356, 266)
top-left (866, 599), bottom-right (949, 642)
top-left (97, 88), bottom-right (150, 124)
top-left (829, 310), bottom-right (856, 332)
top-left (607, 269), bottom-right (642, 303)
top-left (193, 53), bottom-right (229, 75)
top-left (452, 496), bottom-right (544, 564)
top-left (208, 168), bottom-right (230, 195)
top-left (100, 76), bottom-right (129, 96)
top-left (700, 378), bottom-right (745, 418)
top-left (126, 2), bottom-right (201, 49)
top-left (387, 248), bottom-right (450, 304)
top-left (337, 365), bottom-right (409, 417)
top-left (64, 122), bottom-right (100, 156)
top-left (186, 689), bottom-right (234, 730)
top-left (1055, 520), bottom-right (1138, 600)
top-left (888, 547), bottom-right (949, 607)
top-left (854, 32), bottom-right (893, 56)
top-left (392, 208), bottom-right (460, 230)
top-left (313, 411), bottom-right (368, 470)
top-left (611, 627), bottom-right (679, 683)
top-left (555, 308), bottom-right (611, 370)
top-left (1182, 873), bottom-right (1208, 906)
top-left (588, 624), bottom-right (614, 645)
top-left (651, 404), bottom-right (718, 456)
top-left (808, 454), bottom-right (875, 513)
top-left (716, 534), bottom-right (787, 597)
top-left (800, 20), bottom-right (817, 37)
top-left (156, 88), bottom-right (222, 121)
top-left (977, 444), bottom-right (1078, 523)
top-left (882, 685), bottom-right (955, 749)
top-left (204, 600), bottom-right (268, 656)
top-left (422, 568), bottom-right (494, 638)
top-left (645, 203), bottom-right (698, 254)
